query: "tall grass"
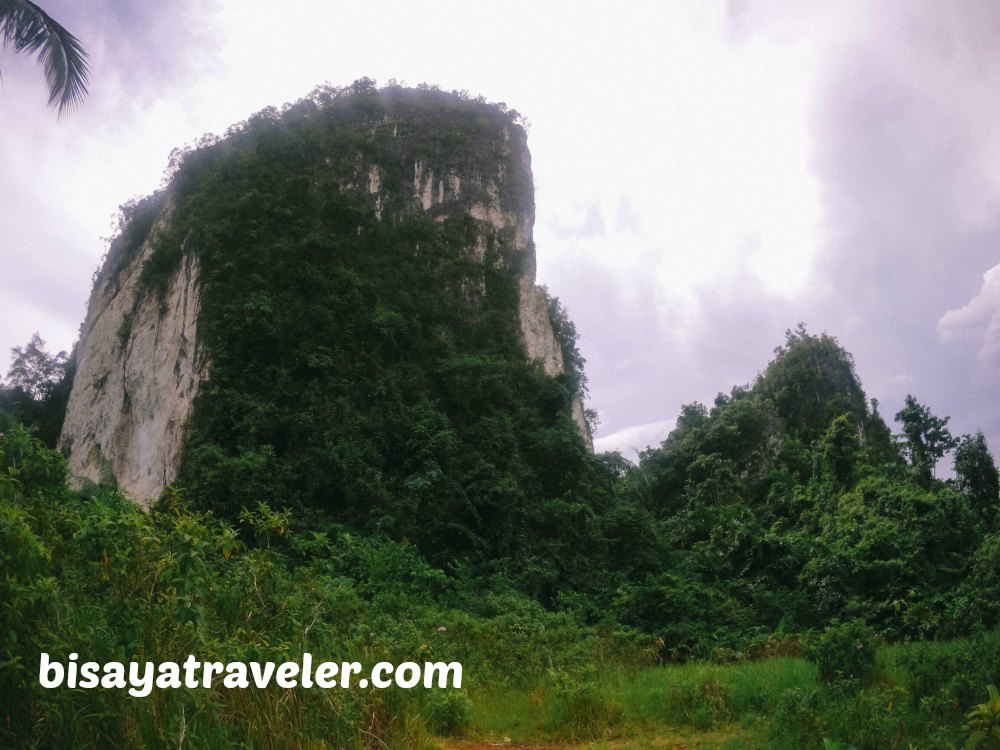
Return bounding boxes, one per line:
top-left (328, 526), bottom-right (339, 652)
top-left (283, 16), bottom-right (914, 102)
top-left (465, 659), bottom-right (816, 744)
top-left (463, 643), bottom-right (997, 750)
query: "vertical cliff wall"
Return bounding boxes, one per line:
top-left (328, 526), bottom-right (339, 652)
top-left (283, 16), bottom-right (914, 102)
top-left (60, 201), bottom-right (206, 506)
top-left (60, 85), bottom-right (591, 508)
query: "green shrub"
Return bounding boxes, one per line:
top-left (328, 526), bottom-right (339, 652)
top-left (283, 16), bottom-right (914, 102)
top-left (422, 689), bottom-right (471, 735)
top-left (773, 686), bottom-right (824, 747)
top-left (546, 669), bottom-right (623, 739)
top-left (807, 620), bottom-right (878, 685)
top-left (823, 685), bottom-right (908, 750)
top-left (963, 684), bottom-right (1000, 749)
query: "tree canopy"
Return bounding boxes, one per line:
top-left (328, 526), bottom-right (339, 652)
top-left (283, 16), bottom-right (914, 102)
top-left (5, 332), bottom-right (66, 399)
top-left (894, 394), bottom-right (958, 485)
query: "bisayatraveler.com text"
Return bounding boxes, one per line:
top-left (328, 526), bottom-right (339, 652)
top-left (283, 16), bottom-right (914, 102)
top-left (39, 653), bottom-right (462, 697)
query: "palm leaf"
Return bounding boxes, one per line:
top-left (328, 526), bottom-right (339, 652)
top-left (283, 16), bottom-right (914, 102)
top-left (0, 0), bottom-right (90, 113)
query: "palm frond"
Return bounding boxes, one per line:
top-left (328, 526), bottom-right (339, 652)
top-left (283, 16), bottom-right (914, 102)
top-left (0, 0), bottom-right (90, 113)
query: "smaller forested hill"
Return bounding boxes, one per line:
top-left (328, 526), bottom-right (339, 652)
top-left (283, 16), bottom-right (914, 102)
top-left (623, 326), bottom-right (999, 649)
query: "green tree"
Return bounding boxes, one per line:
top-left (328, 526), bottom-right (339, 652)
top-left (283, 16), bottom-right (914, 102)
top-left (6, 333), bottom-right (67, 400)
top-left (955, 431), bottom-right (1000, 523)
top-left (894, 395), bottom-right (957, 485)
top-left (863, 397), bottom-right (900, 467)
top-left (755, 325), bottom-right (868, 442)
top-left (821, 413), bottom-right (861, 487)
top-left (0, 0), bottom-right (89, 112)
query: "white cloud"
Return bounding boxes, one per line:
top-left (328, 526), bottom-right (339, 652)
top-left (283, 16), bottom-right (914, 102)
top-left (939, 263), bottom-right (1000, 374)
top-left (534, 1), bottom-right (824, 331)
top-left (593, 420), bottom-right (672, 461)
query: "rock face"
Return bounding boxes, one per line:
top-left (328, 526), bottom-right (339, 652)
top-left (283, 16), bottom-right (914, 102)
top-left (60, 203), bottom-right (206, 507)
top-left (406, 123), bottom-right (591, 444)
top-left (60, 89), bottom-right (591, 505)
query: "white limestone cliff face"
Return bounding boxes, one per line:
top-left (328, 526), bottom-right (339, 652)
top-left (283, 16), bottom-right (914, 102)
top-left (516, 280), bottom-right (593, 447)
top-left (59, 203), bottom-right (206, 507)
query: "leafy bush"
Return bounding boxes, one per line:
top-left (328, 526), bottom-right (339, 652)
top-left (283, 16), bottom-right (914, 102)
top-left (422, 689), bottom-right (471, 735)
top-left (545, 668), bottom-right (623, 739)
top-left (774, 686), bottom-right (825, 747)
top-left (964, 684), bottom-right (1000, 749)
top-left (807, 620), bottom-right (878, 685)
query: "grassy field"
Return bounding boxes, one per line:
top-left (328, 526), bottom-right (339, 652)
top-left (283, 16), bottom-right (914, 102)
top-left (436, 639), bottom-right (998, 750)
top-left (462, 659), bottom-right (815, 743)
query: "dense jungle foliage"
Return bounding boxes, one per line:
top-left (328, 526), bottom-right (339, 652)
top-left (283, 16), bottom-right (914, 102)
top-left (3, 84), bottom-right (1000, 747)
top-left (3, 423), bottom-right (1000, 749)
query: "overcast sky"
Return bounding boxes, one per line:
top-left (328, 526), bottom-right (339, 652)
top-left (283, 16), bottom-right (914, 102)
top-left (2, 0), bottom-right (1000, 460)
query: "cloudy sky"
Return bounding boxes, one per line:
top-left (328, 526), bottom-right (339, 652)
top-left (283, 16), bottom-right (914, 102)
top-left (3, 0), bottom-right (1000, 460)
